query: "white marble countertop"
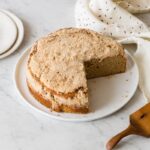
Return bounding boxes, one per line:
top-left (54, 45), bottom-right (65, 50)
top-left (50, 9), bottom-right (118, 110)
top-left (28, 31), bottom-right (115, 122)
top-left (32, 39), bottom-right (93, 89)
top-left (0, 0), bottom-right (150, 150)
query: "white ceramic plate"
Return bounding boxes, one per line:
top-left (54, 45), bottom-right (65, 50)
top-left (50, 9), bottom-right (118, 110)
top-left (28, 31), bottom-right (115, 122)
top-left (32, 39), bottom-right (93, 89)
top-left (0, 11), bottom-right (17, 54)
top-left (0, 10), bottom-right (24, 59)
top-left (14, 49), bottom-right (139, 122)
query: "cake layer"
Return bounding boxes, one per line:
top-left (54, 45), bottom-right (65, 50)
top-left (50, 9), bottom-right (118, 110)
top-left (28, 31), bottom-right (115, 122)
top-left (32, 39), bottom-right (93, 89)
top-left (28, 28), bottom-right (126, 94)
top-left (28, 83), bottom-right (89, 113)
top-left (27, 28), bottom-right (126, 113)
top-left (27, 67), bottom-right (89, 113)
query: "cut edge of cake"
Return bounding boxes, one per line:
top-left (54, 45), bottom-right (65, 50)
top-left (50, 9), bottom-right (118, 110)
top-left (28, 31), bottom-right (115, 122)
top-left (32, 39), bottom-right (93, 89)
top-left (26, 28), bottom-right (126, 113)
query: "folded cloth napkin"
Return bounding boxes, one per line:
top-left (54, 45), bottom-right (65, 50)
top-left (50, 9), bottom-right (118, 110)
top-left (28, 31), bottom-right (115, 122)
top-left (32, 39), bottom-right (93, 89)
top-left (75, 0), bottom-right (150, 101)
top-left (114, 0), bottom-right (150, 13)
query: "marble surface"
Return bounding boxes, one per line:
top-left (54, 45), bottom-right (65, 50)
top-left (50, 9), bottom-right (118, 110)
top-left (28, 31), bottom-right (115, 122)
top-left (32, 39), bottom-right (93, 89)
top-left (0, 0), bottom-right (150, 150)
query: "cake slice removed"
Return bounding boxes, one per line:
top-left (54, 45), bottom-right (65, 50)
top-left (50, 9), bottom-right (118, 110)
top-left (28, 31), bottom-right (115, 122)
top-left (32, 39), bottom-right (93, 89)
top-left (27, 28), bottom-right (126, 113)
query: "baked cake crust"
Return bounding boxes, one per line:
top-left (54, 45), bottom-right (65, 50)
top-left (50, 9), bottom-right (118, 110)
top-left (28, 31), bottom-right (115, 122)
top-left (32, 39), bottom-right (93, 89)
top-left (27, 28), bottom-right (126, 113)
top-left (27, 81), bottom-right (89, 113)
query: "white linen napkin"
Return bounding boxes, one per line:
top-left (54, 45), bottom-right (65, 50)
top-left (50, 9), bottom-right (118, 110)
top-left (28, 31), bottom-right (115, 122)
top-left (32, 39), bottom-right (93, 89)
top-left (75, 0), bottom-right (150, 101)
top-left (114, 0), bottom-right (150, 13)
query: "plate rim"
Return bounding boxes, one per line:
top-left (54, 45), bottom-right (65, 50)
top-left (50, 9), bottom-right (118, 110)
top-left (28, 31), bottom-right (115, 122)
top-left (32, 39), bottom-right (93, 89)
top-left (0, 9), bottom-right (24, 59)
top-left (13, 49), bottom-right (139, 122)
top-left (0, 11), bottom-right (18, 54)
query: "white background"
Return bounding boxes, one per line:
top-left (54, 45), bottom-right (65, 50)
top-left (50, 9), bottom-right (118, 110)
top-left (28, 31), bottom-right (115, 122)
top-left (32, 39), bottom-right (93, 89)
top-left (0, 0), bottom-right (150, 149)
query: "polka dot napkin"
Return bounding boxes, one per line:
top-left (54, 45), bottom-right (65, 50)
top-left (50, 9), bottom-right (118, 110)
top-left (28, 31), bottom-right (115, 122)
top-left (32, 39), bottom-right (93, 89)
top-left (75, 0), bottom-right (150, 101)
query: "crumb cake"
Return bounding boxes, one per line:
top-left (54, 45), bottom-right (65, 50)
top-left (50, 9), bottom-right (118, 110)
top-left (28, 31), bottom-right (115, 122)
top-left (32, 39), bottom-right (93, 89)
top-left (26, 28), bottom-right (126, 113)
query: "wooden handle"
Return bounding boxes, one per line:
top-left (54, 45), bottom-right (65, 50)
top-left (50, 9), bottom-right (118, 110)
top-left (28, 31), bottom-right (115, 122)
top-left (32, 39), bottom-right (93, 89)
top-left (106, 125), bottom-right (137, 150)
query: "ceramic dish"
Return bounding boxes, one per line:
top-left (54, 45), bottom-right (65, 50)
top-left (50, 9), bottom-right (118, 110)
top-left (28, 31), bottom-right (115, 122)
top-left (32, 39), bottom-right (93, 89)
top-left (14, 49), bottom-right (139, 122)
top-left (0, 10), bottom-right (24, 59)
top-left (0, 11), bottom-right (17, 54)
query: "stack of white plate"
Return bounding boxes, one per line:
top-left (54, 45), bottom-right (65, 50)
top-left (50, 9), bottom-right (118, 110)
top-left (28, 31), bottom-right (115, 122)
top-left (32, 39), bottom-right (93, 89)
top-left (0, 9), bottom-right (24, 59)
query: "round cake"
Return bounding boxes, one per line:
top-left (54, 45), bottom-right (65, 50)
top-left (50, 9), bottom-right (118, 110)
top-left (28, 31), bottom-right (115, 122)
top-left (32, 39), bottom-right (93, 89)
top-left (26, 28), bottom-right (126, 113)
